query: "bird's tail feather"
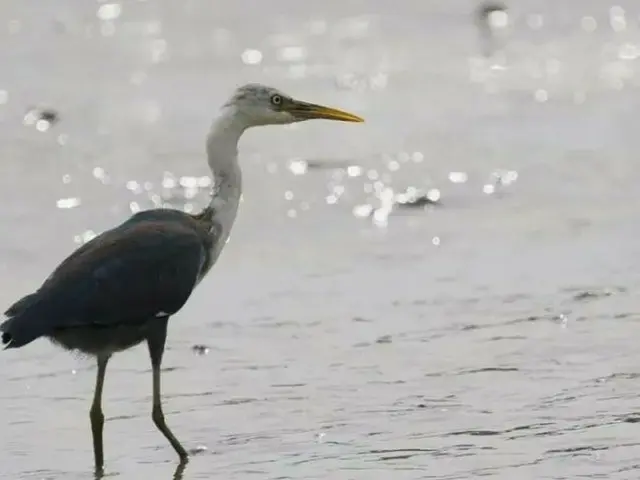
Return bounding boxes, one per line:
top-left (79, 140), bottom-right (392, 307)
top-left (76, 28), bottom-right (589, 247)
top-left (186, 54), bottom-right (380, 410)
top-left (1, 315), bottom-right (45, 349)
top-left (1, 293), bottom-right (50, 349)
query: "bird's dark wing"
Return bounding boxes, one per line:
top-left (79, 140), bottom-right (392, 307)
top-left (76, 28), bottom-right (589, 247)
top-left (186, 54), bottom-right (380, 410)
top-left (18, 220), bottom-right (206, 329)
top-left (39, 209), bottom-right (198, 288)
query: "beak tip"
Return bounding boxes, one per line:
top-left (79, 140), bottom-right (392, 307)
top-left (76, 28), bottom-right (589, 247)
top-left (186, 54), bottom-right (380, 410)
top-left (345, 114), bottom-right (365, 123)
top-left (333, 113), bottom-right (366, 123)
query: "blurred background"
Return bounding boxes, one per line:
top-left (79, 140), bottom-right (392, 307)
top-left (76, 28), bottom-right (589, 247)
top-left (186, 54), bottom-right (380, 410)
top-left (1, 0), bottom-right (640, 478)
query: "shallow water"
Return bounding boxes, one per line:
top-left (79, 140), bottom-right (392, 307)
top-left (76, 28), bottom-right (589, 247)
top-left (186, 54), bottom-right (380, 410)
top-left (2, 1), bottom-right (640, 478)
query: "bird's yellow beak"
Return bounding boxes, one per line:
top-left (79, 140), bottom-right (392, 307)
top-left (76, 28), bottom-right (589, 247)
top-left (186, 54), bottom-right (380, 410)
top-left (287, 100), bottom-right (365, 123)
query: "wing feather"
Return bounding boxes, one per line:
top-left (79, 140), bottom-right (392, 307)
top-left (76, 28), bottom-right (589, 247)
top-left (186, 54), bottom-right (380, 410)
top-left (19, 219), bottom-right (205, 329)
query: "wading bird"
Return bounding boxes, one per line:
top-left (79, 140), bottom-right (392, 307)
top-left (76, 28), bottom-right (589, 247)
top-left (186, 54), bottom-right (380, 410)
top-left (1, 84), bottom-right (363, 470)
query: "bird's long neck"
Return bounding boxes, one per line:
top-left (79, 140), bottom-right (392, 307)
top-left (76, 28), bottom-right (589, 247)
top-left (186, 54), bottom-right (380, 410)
top-left (201, 106), bottom-right (247, 257)
top-left (207, 107), bottom-right (246, 206)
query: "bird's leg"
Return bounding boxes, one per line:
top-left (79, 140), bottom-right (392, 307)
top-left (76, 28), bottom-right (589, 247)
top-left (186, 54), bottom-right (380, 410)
top-left (90, 354), bottom-right (110, 471)
top-left (146, 317), bottom-right (189, 462)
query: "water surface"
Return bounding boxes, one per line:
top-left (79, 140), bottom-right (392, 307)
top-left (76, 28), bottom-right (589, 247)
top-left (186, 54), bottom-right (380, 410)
top-left (1, 1), bottom-right (640, 478)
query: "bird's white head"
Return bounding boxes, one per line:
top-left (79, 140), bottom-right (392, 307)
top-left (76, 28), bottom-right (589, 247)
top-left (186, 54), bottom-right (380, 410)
top-left (223, 83), bottom-right (364, 128)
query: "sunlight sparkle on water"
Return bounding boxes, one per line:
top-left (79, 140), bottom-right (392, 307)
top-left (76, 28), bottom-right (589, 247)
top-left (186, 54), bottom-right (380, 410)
top-left (353, 204), bottom-right (373, 218)
top-left (149, 194), bottom-right (162, 207)
top-left (493, 169), bottom-right (519, 186)
top-left (347, 165), bottom-right (363, 177)
top-left (97, 4), bottom-right (122, 21)
top-left (370, 187), bottom-right (395, 228)
top-left (23, 110), bottom-right (38, 126)
top-left (289, 159), bottom-right (308, 175)
top-left (387, 160), bottom-right (400, 172)
top-left (126, 180), bottom-right (142, 194)
top-left (449, 171), bottom-right (468, 183)
top-left (487, 10), bottom-right (509, 30)
top-left (412, 152), bottom-right (424, 163)
top-left (74, 230), bottom-right (97, 245)
top-left (162, 174), bottom-right (177, 189)
top-left (184, 187), bottom-right (198, 200)
top-left (366, 169), bottom-right (379, 181)
top-left (618, 44), bottom-right (640, 60)
top-left (372, 206), bottom-right (391, 228)
top-left (93, 167), bottom-right (110, 184)
top-left (197, 176), bottom-right (212, 188)
top-left (483, 169), bottom-right (518, 194)
top-left (35, 120), bottom-right (50, 132)
top-left (179, 176), bottom-right (198, 189)
top-left (242, 49), bottom-right (263, 65)
top-left (426, 189), bottom-right (441, 202)
top-left (56, 197), bottom-right (81, 209)
top-left (609, 6), bottom-right (626, 32)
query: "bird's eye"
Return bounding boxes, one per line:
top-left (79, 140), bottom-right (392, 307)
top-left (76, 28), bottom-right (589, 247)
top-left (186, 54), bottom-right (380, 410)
top-left (270, 94), bottom-right (282, 106)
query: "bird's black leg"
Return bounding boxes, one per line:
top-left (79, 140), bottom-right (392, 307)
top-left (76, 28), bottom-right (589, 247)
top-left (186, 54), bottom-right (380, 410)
top-left (90, 354), bottom-right (110, 471)
top-left (146, 317), bottom-right (189, 462)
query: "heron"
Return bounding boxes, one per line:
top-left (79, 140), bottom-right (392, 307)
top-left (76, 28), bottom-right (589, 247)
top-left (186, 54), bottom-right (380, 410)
top-left (0, 83), bottom-right (364, 470)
